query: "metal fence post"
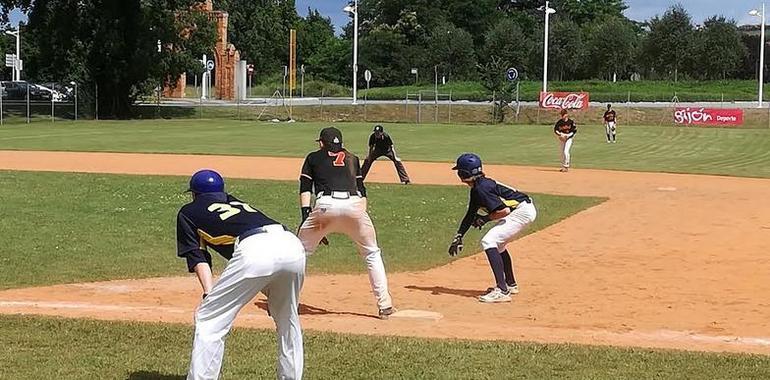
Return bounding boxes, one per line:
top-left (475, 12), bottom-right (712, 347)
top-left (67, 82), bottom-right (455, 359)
top-left (26, 83), bottom-right (30, 124)
top-left (51, 84), bottom-right (55, 122)
top-left (0, 82), bottom-right (4, 126)
top-left (417, 92), bottom-right (422, 124)
top-left (448, 90), bottom-right (452, 124)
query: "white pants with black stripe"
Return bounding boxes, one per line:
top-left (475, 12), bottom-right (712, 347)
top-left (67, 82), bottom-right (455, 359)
top-left (559, 138), bottom-right (574, 169)
top-left (188, 226), bottom-right (306, 380)
top-left (298, 195), bottom-right (393, 311)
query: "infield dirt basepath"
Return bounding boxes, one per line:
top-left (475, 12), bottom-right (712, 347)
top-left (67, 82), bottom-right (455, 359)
top-left (1, 151), bottom-right (770, 354)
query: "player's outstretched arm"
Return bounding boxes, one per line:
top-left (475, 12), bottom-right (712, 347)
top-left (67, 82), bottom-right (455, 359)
top-left (193, 262), bottom-right (214, 297)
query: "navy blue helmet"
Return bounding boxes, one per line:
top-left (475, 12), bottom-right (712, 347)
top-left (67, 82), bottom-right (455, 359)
top-left (188, 169), bottom-right (225, 194)
top-left (452, 153), bottom-right (483, 180)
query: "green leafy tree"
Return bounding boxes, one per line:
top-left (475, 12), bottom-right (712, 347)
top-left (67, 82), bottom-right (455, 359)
top-left (358, 28), bottom-right (412, 86)
top-left (477, 56), bottom-right (516, 123)
top-left (482, 18), bottom-right (533, 77)
top-left (296, 9), bottom-right (335, 66)
top-left (640, 5), bottom-right (694, 81)
top-left (690, 16), bottom-right (746, 79)
top-left (306, 37), bottom-right (350, 85)
top-left (11, 0), bottom-right (215, 118)
top-left (548, 17), bottom-right (584, 81)
top-left (555, 0), bottom-right (628, 25)
top-left (583, 16), bottom-right (639, 80)
top-left (425, 22), bottom-right (477, 81)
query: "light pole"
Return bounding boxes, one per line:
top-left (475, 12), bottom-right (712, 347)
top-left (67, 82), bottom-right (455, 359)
top-left (344, 0), bottom-right (359, 105)
top-left (750, 4), bottom-right (766, 107)
top-left (541, 1), bottom-right (556, 93)
top-left (5, 29), bottom-right (20, 81)
top-left (70, 81), bottom-right (77, 121)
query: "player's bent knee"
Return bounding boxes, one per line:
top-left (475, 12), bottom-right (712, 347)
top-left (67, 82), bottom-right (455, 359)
top-left (480, 235), bottom-right (500, 251)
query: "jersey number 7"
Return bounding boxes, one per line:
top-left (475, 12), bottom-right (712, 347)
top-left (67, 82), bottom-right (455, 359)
top-left (208, 201), bottom-right (257, 221)
top-left (327, 151), bottom-right (346, 167)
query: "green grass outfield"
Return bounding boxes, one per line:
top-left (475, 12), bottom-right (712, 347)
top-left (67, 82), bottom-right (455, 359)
top-left (2, 315), bottom-right (769, 380)
top-left (0, 171), bottom-right (601, 289)
top-left (2, 120), bottom-right (770, 178)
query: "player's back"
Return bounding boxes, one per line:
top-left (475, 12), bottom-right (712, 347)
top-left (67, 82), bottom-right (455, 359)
top-left (302, 149), bottom-right (361, 195)
top-left (178, 193), bottom-right (279, 254)
top-left (475, 177), bottom-right (530, 207)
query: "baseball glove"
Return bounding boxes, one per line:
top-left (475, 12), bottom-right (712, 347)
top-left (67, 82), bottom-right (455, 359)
top-left (448, 234), bottom-right (464, 257)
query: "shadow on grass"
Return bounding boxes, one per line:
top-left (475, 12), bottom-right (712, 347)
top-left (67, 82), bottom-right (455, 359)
top-left (405, 285), bottom-right (482, 298)
top-left (127, 371), bottom-right (185, 380)
top-left (252, 300), bottom-right (379, 319)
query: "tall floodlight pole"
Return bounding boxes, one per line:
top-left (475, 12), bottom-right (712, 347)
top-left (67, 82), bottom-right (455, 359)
top-left (5, 29), bottom-right (20, 81)
top-left (542, 2), bottom-right (556, 93)
top-left (750, 4), bottom-right (766, 107)
top-left (344, 0), bottom-right (359, 105)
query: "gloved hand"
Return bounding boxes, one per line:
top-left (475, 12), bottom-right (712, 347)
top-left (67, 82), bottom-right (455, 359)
top-left (472, 215), bottom-right (490, 229)
top-left (300, 207), bottom-right (312, 228)
top-left (448, 234), bottom-right (464, 257)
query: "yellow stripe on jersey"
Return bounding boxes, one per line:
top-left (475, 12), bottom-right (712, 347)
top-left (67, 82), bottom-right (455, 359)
top-left (197, 229), bottom-right (236, 249)
top-left (502, 198), bottom-right (520, 208)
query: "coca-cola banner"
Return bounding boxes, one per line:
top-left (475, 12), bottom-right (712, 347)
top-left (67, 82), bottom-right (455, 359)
top-left (673, 108), bottom-right (744, 126)
top-left (539, 92), bottom-right (590, 110)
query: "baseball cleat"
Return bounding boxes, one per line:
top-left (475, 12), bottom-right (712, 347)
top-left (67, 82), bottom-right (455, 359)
top-left (559, 167), bottom-right (569, 173)
top-left (478, 287), bottom-right (512, 303)
top-left (487, 284), bottom-right (519, 294)
top-left (378, 307), bottom-right (396, 320)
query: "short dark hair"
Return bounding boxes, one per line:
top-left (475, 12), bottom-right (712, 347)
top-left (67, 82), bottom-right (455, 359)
top-left (560, 109), bottom-right (569, 116)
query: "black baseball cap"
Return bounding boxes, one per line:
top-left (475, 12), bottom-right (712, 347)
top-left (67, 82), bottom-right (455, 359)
top-left (316, 127), bottom-right (343, 145)
top-left (373, 125), bottom-right (384, 132)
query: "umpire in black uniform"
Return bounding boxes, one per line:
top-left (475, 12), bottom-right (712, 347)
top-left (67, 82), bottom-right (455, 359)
top-left (361, 125), bottom-right (411, 184)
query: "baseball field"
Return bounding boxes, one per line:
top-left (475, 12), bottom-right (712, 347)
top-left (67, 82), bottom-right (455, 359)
top-left (2, 120), bottom-right (770, 379)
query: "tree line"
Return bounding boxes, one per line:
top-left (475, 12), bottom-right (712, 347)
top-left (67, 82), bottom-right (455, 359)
top-left (229, 1), bottom-right (756, 86)
top-left (0, 0), bottom-right (762, 117)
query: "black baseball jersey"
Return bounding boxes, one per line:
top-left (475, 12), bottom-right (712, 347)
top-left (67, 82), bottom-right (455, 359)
top-left (458, 177), bottom-right (530, 235)
top-left (554, 118), bottom-right (577, 136)
top-left (604, 110), bottom-right (616, 122)
top-left (369, 133), bottom-right (394, 153)
top-left (176, 192), bottom-right (279, 270)
top-left (300, 148), bottom-right (367, 196)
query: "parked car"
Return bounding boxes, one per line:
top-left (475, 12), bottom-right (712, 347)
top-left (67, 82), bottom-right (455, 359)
top-left (1, 81), bottom-right (56, 101)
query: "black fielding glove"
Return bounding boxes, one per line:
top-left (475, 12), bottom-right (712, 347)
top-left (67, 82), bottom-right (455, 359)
top-left (448, 234), bottom-right (464, 257)
top-left (300, 207), bottom-right (311, 228)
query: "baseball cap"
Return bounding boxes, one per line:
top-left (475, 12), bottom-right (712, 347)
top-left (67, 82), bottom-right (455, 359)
top-left (373, 125), bottom-right (384, 132)
top-left (316, 127), bottom-right (343, 145)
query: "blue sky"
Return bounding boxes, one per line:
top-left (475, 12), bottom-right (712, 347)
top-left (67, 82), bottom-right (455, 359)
top-left (297, 0), bottom-right (765, 32)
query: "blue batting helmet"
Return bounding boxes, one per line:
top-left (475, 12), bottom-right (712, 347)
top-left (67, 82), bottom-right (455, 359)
top-left (452, 153), bottom-right (483, 179)
top-left (188, 169), bottom-right (225, 194)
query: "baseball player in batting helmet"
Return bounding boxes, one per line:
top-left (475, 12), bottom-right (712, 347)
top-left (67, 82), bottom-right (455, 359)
top-left (177, 169), bottom-right (305, 379)
top-left (448, 154), bottom-right (537, 303)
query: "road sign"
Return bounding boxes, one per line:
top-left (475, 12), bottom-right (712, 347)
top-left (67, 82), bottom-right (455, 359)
top-left (411, 68), bottom-right (418, 75)
top-left (506, 67), bottom-right (519, 81)
top-left (247, 64), bottom-right (254, 73)
top-left (206, 60), bottom-right (215, 71)
top-left (5, 54), bottom-right (14, 68)
top-left (364, 69), bottom-right (372, 83)
top-left (301, 64), bottom-right (305, 74)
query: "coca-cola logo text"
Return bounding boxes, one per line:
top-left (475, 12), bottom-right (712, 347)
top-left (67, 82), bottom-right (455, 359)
top-left (539, 92), bottom-right (590, 110)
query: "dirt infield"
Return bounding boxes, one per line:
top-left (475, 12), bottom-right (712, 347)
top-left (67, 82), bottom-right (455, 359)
top-left (1, 151), bottom-right (770, 354)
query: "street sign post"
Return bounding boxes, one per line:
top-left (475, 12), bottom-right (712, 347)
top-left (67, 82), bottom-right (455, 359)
top-left (5, 54), bottom-right (14, 68)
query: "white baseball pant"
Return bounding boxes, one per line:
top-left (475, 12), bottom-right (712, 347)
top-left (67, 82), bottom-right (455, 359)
top-left (480, 201), bottom-right (537, 251)
top-left (188, 225), bottom-right (306, 380)
top-left (298, 194), bottom-right (393, 310)
top-left (559, 138), bottom-right (574, 169)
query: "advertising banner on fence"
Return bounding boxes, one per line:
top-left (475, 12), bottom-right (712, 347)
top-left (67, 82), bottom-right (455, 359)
top-left (673, 107), bottom-right (744, 126)
top-left (539, 92), bottom-right (590, 110)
